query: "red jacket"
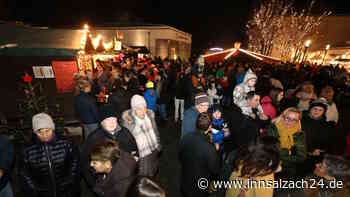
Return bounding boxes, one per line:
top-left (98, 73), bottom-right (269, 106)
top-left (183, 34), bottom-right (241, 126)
top-left (261, 96), bottom-right (277, 120)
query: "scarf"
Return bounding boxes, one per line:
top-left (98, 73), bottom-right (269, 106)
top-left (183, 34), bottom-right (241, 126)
top-left (132, 112), bottom-right (160, 158)
top-left (275, 120), bottom-right (301, 151)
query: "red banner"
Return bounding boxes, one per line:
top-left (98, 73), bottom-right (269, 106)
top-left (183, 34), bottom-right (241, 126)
top-left (52, 61), bottom-right (78, 93)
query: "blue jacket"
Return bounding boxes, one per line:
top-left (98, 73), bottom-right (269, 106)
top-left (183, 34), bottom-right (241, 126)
top-left (236, 72), bottom-right (246, 85)
top-left (181, 107), bottom-right (199, 138)
top-left (144, 89), bottom-right (157, 112)
top-left (74, 92), bottom-right (100, 124)
top-left (0, 135), bottom-right (14, 191)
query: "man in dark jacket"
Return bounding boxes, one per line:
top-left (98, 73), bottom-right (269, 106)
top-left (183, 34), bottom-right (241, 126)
top-left (0, 134), bottom-right (14, 197)
top-left (175, 72), bottom-right (186, 123)
top-left (81, 105), bottom-right (138, 189)
top-left (224, 103), bottom-right (260, 152)
top-left (181, 92), bottom-right (209, 139)
top-left (179, 112), bottom-right (220, 197)
top-left (301, 98), bottom-right (335, 176)
top-left (19, 113), bottom-right (80, 197)
top-left (108, 79), bottom-right (133, 120)
top-left (74, 80), bottom-right (100, 139)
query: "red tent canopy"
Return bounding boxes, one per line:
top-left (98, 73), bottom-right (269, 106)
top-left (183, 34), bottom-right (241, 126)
top-left (203, 48), bottom-right (281, 64)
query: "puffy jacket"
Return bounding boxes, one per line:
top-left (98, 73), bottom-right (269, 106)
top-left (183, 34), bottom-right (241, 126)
top-left (0, 135), bottom-right (14, 191)
top-left (74, 92), bottom-right (100, 124)
top-left (144, 89), bottom-right (157, 112)
top-left (261, 96), bottom-right (277, 120)
top-left (19, 134), bottom-right (80, 197)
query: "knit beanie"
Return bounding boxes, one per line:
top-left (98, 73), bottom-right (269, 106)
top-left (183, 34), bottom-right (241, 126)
top-left (131, 95), bottom-right (147, 110)
top-left (195, 92), bottom-right (209, 106)
top-left (32, 113), bottom-right (55, 132)
top-left (100, 105), bottom-right (117, 121)
top-left (309, 97), bottom-right (328, 112)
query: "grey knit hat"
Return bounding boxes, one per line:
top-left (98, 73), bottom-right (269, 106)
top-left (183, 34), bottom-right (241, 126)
top-left (32, 113), bottom-right (55, 132)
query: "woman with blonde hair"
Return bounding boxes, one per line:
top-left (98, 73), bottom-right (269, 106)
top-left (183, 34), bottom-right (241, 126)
top-left (267, 107), bottom-right (306, 178)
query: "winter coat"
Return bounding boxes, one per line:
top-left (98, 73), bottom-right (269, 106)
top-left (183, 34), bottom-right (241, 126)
top-left (175, 76), bottom-right (187, 100)
top-left (224, 105), bottom-right (259, 151)
top-left (233, 69), bottom-right (264, 115)
top-left (267, 124), bottom-right (306, 177)
top-left (74, 92), bottom-right (100, 124)
top-left (236, 72), bottom-right (246, 85)
top-left (93, 151), bottom-right (137, 197)
top-left (158, 78), bottom-right (171, 104)
top-left (0, 135), bottom-right (14, 191)
top-left (181, 106), bottom-right (199, 139)
top-left (81, 125), bottom-right (137, 188)
top-left (261, 96), bottom-right (277, 120)
top-left (232, 115), bottom-right (260, 149)
top-left (19, 135), bottom-right (80, 197)
top-left (121, 110), bottom-right (161, 177)
top-left (144, 89), bottom-right (157, 112)
top-left (108, 87), bottom-right (133, 119)
top-left (179, 132), bottom-right (220, 197)
top-left (301, 112), bottom-right (334, 153)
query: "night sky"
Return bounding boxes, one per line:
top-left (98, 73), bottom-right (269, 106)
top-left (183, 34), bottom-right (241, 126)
top-left (1, 0), bottom-right (350, 55)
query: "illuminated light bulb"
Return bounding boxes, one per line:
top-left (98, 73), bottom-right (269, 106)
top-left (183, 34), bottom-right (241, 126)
top-left (103, 41), bottom-right (113, 50)
top-left (305, 40), bottom-right (311, 47)
top-left (92, 35), bottom-right (102, 49)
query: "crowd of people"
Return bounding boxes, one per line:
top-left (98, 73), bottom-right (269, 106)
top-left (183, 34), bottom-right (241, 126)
top-left (2, 54), bottom-right (350, 197)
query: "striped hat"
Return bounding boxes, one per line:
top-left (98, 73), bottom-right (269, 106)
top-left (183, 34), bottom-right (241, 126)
top-left (195, 92), bottom-right (209, 106)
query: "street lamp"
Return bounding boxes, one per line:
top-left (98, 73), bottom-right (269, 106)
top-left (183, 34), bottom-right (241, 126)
top-left (321, 44), bottom-right (331, 65)
top-left (302, 40), bottom-right (311, 63)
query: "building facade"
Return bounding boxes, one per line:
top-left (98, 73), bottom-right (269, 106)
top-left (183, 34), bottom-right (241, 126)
top-left (0, 22), bottom-right (192, 60)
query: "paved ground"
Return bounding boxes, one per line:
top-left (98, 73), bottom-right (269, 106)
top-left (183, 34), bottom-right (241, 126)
top-left (158, 121), bottom-right (182, 197)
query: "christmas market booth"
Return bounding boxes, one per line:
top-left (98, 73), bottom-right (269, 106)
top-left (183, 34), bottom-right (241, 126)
top-left (0, 25), bottom-right (138, 123)
top-left (0, 47), bottom-right (78, 123)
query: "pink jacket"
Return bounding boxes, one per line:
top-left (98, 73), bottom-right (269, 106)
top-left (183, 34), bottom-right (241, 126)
top-left (261, 96), bottom-right (277, 120)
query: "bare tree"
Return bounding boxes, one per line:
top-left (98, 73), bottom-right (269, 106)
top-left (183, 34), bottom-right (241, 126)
top-left (247, 0), bottom-right (331, 61)
top-left (247, 0), bottom-right (292, 56)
